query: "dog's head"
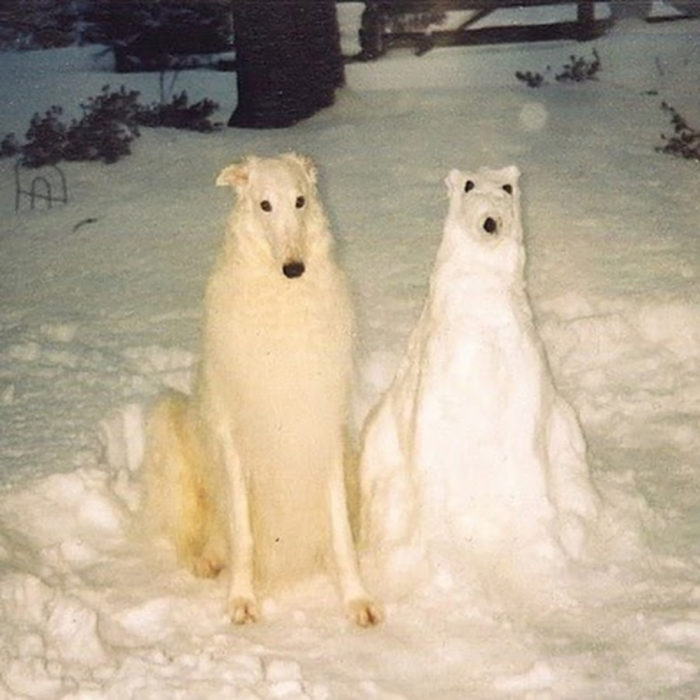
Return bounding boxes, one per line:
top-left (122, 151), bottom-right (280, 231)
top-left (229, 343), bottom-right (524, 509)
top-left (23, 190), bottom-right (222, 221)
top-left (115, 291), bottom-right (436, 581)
top-left (442, 165), bottom-right (524, 279)
top-left (217, 153), bottom-right (329, 279)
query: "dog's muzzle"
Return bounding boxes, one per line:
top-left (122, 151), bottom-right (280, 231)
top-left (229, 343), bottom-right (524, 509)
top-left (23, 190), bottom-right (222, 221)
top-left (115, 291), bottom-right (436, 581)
top-left (282, 261), bottom-right (305, 279)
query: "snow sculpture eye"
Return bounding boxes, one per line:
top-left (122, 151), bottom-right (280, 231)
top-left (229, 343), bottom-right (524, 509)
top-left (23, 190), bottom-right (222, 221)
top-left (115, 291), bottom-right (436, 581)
top-left (260, 200), bottom-right (272, 212)
top-left (295, 196), bottom-right (305, 209)
top-left (502, 184), bottom-right (513, 194)
top-left (464, 180), bottom-right (475, 193)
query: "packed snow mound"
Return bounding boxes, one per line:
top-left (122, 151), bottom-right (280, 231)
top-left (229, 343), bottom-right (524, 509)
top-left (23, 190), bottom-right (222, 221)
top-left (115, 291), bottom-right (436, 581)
top-left (360, 166), bottom-right (602, 591)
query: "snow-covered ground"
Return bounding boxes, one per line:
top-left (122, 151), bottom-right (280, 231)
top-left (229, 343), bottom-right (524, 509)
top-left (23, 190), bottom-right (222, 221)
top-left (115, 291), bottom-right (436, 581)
top-left (0, 12), bottom-right (699, 698)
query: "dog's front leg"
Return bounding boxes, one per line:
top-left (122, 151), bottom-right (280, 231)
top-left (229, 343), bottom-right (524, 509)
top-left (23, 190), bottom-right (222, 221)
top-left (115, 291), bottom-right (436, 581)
top-left (329, 450), bottom-right (383, 627)
top-left (216, 425), bottom-right (258, 624)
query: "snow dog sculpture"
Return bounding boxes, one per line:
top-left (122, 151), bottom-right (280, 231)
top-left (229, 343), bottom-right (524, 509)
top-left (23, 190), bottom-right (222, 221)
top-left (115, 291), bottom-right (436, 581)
top-left (142, 153), bottom-right (381, 626)
top-left (360, 166), bottom-right (600, 583)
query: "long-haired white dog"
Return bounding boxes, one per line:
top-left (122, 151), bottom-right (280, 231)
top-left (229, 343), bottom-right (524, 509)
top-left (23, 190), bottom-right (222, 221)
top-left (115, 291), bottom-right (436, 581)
top-left (142, 153), bottom-right (381, 626)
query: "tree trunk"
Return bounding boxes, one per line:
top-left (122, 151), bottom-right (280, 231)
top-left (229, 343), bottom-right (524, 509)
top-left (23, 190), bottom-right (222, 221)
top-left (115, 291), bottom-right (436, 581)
top-left (229, 0), bottom-right (344, 129)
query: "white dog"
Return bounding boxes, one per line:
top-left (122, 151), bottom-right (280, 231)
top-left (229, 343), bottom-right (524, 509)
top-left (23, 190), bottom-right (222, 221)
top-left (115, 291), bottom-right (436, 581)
top-left (143, 153), bottom-right (381, 626)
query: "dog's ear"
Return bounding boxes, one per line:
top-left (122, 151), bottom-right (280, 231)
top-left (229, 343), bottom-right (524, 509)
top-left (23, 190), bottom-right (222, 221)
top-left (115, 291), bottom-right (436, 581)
top-left (282, 152), bottom-right (317, 184)
top-left (216, 158), bottom-right (251, 189)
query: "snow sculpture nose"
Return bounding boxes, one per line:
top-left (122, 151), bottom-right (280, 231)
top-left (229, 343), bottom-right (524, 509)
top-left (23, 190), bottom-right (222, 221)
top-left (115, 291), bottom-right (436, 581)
top-left (282, 261), bottom-right (305, 278)
top-left (483, 217), bottom-right (498, 235)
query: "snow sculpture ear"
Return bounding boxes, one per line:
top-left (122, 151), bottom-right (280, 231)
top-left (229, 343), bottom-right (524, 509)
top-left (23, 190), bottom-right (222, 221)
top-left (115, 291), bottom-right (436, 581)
top-left (500, 165), bottom-right (520, 191)
top-left (444, 169), bottom-right (464, 195)
top-left (216, 158), bottom-right (252, 189)
top-left (282, 152), bottom-right (317, 184)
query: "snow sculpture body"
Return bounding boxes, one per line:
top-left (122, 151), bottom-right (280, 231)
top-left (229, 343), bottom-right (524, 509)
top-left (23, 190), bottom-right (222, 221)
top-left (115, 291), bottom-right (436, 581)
top-left (360, 166), bottom-right (599, 580)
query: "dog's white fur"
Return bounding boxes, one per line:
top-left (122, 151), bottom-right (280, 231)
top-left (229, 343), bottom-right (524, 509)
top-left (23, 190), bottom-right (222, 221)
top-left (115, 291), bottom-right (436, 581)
top-left (142, 153), bottom-right (380, 626)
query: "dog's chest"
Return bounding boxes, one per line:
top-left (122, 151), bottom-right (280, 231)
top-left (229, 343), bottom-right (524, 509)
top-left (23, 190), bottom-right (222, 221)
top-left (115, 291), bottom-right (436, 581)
top-left (203, 267), bottom-right (352, 407)
top-left (216, 286), bottom-right (345, 356)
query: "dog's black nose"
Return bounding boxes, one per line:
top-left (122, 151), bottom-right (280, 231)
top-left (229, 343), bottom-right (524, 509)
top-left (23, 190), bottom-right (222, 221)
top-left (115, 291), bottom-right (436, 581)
top-left (282, 261), bottom-right (305, 279)
top-left (483, 217), bottom-right (498, 234)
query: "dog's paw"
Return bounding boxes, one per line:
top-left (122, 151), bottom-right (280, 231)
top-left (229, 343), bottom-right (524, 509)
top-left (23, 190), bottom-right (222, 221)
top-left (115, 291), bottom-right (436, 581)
top-left (346, 598), bottom-right (383, 627)
top-left (228, 596), bottom-right (259, 625)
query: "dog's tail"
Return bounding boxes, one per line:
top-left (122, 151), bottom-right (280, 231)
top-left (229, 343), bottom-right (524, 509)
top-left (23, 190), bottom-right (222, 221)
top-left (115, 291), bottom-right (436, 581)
top-left (141, 390), bottom-right (221, 574)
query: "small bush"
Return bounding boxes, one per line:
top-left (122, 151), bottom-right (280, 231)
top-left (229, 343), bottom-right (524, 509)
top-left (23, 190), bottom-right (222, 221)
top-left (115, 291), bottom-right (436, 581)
top-left (63, 85), bottom-right (141, 164)
top-left (555, 49), bottom-right (601, 83)
top-left (0, 133), bottom-right (21, 159)
top-left (80, 85), bottom-right (142, 134)
top-left (63, 115), bottom-right (137, 165)
top-left (657, 102), bottom-right (700, 161)
top-left (515, 70), bottom-right (547, 88)
top-left (2, 84), bottom-right (221, 168)
top-left (22, 106), bottom-right (68, 168)
top-left (516, 50), bottom-right (601, 87)
top-left (136, 91), bottom-right (221, 132)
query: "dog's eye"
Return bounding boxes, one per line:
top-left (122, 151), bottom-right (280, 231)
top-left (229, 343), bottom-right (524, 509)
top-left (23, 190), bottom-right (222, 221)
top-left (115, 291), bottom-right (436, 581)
top-left (502, 184), bottom-right (513, 194)
top-left (295, 196), bottom-right (305, 209)
top-left (260, 200), bottom-right (272, 212)
top-left (464, 180), bottom-right (475, 193)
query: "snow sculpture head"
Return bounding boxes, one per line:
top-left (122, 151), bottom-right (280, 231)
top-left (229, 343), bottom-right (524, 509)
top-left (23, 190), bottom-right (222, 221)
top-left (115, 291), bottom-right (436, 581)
top-left (441, 165), bottom-right (524, 280)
